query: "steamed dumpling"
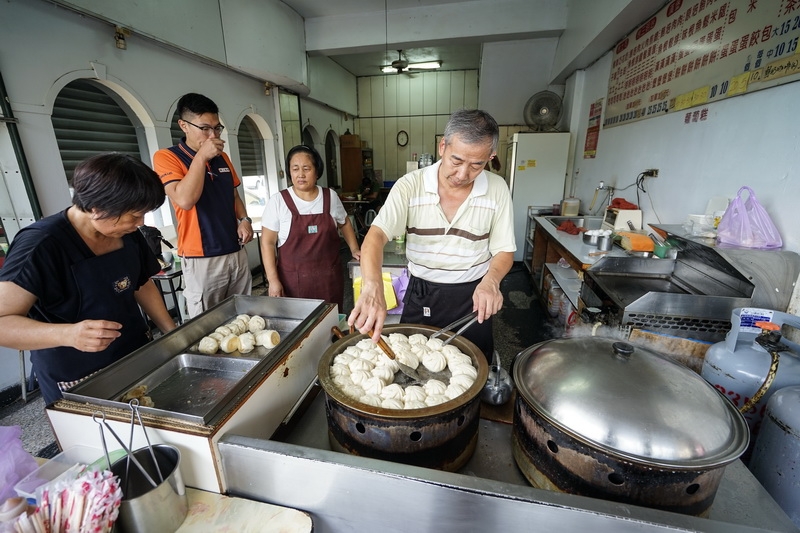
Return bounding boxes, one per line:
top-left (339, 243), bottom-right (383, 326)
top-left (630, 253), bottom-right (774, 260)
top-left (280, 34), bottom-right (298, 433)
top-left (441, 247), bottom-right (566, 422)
top-left (360, 394), bottom-right (383, 407)
top-left (371, 366), bottom-right (395, 384)
top-left (408, 334), bottom-right (427, 345)
top-left (449, 374), bottom-right (476, 389)
top-left (425, 394), bottom-right (449, 406)
top-left (421, 351), bottom-right (447, 373)
top-left (380, 383), bottom-right (405, 401)
top-left (395, 350), bottom-right (420, 370)
top-left (403, 385), bottom-right (427, 403)
top-left (361, 376), bottom-right (385, 395)
top-left (349, 370), bottom-right (372, 386)
top-left (331, 363), bottom-right (351, 378)
top-left (404, 400), bottom-right (428, 410)
top-left (381, 398), bottom-right (404, 409)
top-left (423, 379), bottom-right (447, 396)
top-left (445, 383), bottom-right (467, 400)
top-left (450, 363), bottom-right (478, 380)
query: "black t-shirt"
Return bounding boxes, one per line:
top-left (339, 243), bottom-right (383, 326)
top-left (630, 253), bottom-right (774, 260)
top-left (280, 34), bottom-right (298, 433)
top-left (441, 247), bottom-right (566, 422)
top-left (0, 209), bottom-right (160, 403)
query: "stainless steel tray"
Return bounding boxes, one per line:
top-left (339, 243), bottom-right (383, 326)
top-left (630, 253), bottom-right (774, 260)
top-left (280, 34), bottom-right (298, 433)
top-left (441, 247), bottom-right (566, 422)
top-left (119, 354), bottom-right (258, 417)
top-left (63, 295), bottom-right (330, 425)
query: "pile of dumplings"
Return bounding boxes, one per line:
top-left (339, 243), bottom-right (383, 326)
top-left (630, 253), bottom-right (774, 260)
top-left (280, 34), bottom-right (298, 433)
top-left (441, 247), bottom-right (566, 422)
top-left (329, 332), bottom-right (479, 410)
top-left (197, 314), bottom-right (280, 355)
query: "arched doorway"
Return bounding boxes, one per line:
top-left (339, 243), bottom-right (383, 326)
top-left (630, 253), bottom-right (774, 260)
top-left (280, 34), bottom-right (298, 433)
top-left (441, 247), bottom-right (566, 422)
top-left (325, 130), bottom-right (339, 189)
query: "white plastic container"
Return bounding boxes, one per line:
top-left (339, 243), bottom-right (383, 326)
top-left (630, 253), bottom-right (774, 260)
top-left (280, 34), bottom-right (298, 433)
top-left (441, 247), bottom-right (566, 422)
top-left (14, 445), bottom-right (113, 502)
top-left (561, 198), bottom-right (580, 216)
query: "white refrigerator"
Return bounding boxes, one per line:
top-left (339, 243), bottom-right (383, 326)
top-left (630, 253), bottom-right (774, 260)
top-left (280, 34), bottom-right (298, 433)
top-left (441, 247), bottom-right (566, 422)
top-left (505, 132), bottom-right (570, 261)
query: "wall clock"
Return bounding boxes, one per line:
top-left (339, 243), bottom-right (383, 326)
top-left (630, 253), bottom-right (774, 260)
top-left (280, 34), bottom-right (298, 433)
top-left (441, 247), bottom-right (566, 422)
top-left (396, 130), bottom-right (408, 147)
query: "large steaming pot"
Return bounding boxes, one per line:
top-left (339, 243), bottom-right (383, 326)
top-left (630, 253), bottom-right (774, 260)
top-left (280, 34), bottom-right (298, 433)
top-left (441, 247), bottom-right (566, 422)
top-left (318, 324), bottom-right (488, 471)
top-left (512, 337), bottom-right (749, 516)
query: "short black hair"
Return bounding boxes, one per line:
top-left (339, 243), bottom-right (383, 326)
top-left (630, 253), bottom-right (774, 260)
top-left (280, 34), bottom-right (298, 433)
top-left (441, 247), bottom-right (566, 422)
top-left (177, 93), bottom-right (219, 119)
top-left (286, 145), bottom-right (324, 177)
top-left (72, 153), bottom-right (165, 219)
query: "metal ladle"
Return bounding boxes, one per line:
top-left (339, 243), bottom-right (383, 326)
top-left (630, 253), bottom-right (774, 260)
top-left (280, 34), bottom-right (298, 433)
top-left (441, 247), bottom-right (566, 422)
top-left (481, 350), bottom-right (513, 405)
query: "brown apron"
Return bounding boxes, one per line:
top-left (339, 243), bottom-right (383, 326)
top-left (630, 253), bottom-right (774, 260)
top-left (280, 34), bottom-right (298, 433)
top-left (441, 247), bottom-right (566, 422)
top-left (277, 188), bottom-right (344, 309)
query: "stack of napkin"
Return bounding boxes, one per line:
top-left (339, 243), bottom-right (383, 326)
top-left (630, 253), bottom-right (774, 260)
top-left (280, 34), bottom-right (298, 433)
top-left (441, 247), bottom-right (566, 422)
top-left (617, 231), bottom-right (654, 252)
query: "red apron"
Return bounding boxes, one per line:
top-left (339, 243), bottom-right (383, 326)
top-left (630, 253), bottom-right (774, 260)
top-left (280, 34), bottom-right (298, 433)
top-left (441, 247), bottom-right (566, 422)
top-left (277, 188), bottom-right (344, 309)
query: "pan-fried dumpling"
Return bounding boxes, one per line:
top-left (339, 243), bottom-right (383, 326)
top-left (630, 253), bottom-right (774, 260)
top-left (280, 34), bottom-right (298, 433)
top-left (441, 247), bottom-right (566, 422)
top-left (248, 315), bottom-right (266, 333)
top-left (215, 325), bottom-right (233, 337)
top-left (219, 334), bottom-right (239, 353)
top-left (236, 314), bottom-right (251, 325)
top-left (255, 329), bottom-right (280, 348)
top-left (121, 384), bottom-right (148, 402)
top-left (198, 336), bottom-right (219, 355)
top-left (371, 366), bottom-right (394, 384)
top-left (404, 400), bottom-right (427, 410)
top-left (238, 332), bottom-right (256, 353)
top-left (380, 383), bottom-right (405, 401)
top-left (226, 321), bottom-right (245, 335)
top-left (208, 332), bottom-right (225, 342)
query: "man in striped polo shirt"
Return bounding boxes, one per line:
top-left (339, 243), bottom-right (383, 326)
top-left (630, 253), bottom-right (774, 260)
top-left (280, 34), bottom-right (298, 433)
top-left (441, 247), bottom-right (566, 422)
top-left (349, 109), bottom-right (515, 360)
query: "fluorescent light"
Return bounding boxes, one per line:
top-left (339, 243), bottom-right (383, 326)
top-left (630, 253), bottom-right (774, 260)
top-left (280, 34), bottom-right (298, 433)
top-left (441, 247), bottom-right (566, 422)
top-left (381, 61), bottom-right (442, 73)
top-left (409, 61), bottom-right (442, 70)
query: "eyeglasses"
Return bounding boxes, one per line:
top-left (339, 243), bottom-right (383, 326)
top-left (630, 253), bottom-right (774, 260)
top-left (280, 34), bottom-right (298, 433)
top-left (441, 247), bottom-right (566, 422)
top-left (182, 119), bottom-right (224, 135)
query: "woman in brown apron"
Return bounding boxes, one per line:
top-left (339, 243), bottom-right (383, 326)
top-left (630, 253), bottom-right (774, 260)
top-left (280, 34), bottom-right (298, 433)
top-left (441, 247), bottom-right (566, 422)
top-left (260, 145), bottom-right (361, 310)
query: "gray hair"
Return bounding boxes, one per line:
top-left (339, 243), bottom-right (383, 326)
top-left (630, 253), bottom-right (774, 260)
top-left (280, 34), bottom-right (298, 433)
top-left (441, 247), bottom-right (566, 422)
top-left (442, 109), bottom-right (499, 153)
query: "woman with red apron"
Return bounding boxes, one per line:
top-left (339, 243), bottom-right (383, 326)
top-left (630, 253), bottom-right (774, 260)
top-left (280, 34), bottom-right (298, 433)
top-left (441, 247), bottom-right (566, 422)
top-left (260, 145), bottom-right (361, 311)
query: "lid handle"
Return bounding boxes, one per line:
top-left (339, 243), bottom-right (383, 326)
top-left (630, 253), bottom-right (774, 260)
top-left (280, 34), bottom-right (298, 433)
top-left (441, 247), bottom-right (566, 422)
top-left (611, 341), bottom-right (634, 360)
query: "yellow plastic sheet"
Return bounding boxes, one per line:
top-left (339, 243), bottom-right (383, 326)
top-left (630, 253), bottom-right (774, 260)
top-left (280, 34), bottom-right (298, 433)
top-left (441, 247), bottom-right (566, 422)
top-left (353, 272), bottom-right (397, 310)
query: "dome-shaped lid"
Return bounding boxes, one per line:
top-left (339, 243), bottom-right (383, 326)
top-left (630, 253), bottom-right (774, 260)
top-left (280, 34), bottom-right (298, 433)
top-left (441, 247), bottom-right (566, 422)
top-left (514, 337), bottom-right (749, 468)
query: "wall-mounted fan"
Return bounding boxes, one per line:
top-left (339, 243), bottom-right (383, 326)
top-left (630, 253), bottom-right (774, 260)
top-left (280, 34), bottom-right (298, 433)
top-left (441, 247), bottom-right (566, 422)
top-left (523, 90), bottom-right (563, 131)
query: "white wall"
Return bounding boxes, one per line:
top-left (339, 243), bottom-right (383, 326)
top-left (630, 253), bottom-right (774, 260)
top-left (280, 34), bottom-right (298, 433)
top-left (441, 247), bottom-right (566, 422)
top-left (354, 71), bottom-right (479, 183)
top-left (565, 51), bottom-right (800, 255)
top-left (479, 39), bottom-right (560, 125)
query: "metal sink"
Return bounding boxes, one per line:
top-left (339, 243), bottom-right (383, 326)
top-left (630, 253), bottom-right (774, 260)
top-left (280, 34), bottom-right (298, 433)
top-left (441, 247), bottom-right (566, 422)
top-left (544, 216), bottom-right (604, 230)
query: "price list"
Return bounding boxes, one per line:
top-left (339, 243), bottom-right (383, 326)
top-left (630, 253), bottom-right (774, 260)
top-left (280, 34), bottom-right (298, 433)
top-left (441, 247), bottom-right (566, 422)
top-left (605, 0), bottom-right (800, 128)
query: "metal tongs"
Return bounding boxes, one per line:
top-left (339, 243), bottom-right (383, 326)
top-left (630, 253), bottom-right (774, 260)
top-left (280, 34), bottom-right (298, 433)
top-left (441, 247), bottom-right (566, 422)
top-left (92, 411), bottom-right (158, 489)
top-left (430, 311), bottom-right (479, 346)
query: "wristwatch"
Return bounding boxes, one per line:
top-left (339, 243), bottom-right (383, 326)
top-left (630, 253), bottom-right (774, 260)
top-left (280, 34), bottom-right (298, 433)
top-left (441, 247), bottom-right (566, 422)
top-left (238, 216), bottom-right (252, 224)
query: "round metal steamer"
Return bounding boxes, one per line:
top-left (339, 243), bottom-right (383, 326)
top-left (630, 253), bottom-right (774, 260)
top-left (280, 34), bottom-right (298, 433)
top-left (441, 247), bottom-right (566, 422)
top-left (318, 324), bottom-right (489, 471)
top-left (511, 337), bottom-right (749, 516)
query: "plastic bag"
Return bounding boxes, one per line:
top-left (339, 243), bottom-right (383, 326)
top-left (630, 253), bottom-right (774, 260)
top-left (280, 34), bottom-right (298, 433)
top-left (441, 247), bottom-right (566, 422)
top-left (716, 186), bottom-right (782, 249)
top-left (0, 425), bottom-right (38, 501)
top-left (388, 269), bottom-right (409, 315)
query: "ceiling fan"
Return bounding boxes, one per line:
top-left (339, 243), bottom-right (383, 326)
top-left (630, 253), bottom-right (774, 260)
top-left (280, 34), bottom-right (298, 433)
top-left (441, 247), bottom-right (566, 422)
top-left (381, 50), bottom-right (442, 74)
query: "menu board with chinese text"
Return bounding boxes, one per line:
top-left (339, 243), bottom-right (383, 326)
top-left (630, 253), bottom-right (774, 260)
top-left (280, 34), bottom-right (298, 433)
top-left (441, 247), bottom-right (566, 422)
top-left (605, 0), bottom-right (800, 128)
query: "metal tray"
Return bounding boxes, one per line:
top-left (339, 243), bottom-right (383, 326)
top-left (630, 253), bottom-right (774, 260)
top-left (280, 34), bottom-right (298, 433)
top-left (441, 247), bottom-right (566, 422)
top-left (63, 295), bottom-right (330, 425)
top-left (119, 354), bottom-right (258, 417)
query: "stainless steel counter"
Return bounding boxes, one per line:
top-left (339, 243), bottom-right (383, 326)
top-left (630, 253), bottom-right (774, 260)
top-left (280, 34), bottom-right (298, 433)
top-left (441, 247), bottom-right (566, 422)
top-left (534, 216), bottom-right (628, 267)
top-left (218, 390), bottom-right (798, 533)
top-left (348, 240), bottom-right (407, 279)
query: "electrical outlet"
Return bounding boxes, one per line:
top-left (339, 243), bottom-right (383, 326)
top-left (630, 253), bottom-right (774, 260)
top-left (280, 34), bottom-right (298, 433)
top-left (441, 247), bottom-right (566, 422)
top-left (644, 168), bottom-right (659, 178)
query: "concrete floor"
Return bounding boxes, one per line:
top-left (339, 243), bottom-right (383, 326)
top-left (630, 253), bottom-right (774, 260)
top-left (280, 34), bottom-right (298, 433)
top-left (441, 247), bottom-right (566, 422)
top-left (0, 250), bottom-right (554, 459)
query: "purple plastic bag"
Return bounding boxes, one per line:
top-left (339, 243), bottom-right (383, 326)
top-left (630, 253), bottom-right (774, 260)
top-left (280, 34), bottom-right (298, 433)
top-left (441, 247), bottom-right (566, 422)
top-left (716, 186), bottom-right (782, 249)
top-left (0, 425), bottom-right (38, 501)
top-left (387, 269), bottom-right (409, 315)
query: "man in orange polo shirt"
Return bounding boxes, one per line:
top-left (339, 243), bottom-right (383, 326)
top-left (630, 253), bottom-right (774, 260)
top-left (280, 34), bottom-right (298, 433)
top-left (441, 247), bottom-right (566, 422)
top-left (153, 93), bottom-right (253, 318)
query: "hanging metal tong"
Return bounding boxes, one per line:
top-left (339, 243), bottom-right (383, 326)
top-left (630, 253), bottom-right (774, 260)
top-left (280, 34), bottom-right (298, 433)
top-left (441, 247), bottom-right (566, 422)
top-left (430, 311), bottom-right (479, 346)
top-left (92, 411), bottom-right (158, 489)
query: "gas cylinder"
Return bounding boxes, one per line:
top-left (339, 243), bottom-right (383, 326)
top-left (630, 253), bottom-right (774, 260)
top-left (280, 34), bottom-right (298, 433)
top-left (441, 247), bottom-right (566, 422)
top-left (748, 385), bottom-right (800, 528)
top-left (701, 307), bottom-right (800, 461)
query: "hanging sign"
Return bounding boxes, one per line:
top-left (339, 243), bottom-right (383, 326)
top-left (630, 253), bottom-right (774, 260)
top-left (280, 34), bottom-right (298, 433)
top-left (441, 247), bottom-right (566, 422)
top-left (584, 99), bottom-right (603, 158)
top-left (605, 0), bottom-right (800, 128)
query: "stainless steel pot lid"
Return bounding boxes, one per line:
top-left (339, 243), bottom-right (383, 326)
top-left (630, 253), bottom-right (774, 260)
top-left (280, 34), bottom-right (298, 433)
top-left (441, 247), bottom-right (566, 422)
top-left (513, 337), bottom-right (749, 468)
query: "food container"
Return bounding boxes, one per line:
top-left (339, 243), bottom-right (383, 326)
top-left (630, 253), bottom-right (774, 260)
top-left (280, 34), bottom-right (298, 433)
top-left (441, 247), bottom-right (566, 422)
top-left (596, 234), bottom-right (613, 251)
top-left (511, 337), bottom-right (749, 516)
top-left (317, 325), bottom-right (488, 471)
top-left (582, 229), bottom-right (612, 246)
top-left (110, 444), bottom-right (187, 533)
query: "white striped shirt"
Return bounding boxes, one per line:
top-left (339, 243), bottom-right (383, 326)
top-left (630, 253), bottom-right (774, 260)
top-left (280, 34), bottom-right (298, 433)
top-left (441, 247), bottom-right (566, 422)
top-left (373, 161), bottom-right (515, 283)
